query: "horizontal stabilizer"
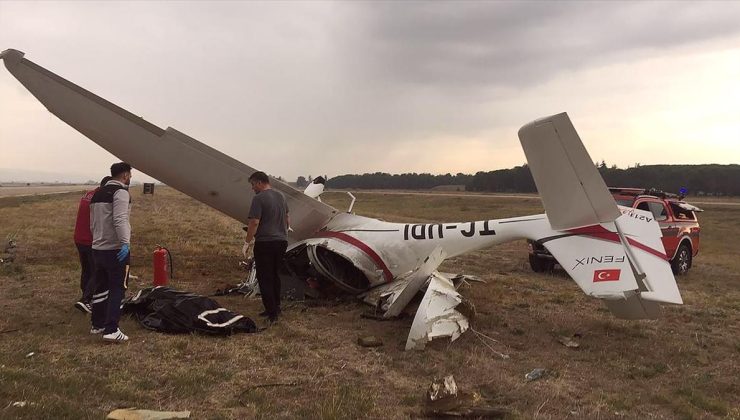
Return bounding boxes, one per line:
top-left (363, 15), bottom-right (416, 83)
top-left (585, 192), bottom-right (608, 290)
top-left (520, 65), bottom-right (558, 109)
top-left (539, 206), bottom-right (682, 319)
top-left (540, 230), bottom-right (639, 298)
top-left (518, 113), bottom-right (621, 230)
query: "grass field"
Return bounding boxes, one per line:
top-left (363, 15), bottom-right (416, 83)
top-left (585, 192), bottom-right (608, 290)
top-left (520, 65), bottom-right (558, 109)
top-left (0, 188), bottom-right (738, 419)
top-left (0, 185), bottom-right (89, 198)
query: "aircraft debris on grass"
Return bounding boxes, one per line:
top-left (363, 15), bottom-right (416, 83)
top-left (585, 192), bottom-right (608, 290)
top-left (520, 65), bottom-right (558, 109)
top-left (1, 49), bottom-right (683, 350)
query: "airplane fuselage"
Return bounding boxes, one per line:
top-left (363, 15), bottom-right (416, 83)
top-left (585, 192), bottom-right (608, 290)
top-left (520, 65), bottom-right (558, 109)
top-left (293, 212), bottom-right (556, 292)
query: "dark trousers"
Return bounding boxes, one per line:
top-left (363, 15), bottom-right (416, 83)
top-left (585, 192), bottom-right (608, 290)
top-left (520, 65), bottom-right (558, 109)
top-left (75, 243), bottom-right (95, 303)
top-left (254, 240), bottom-right (288, 318)
top-left (91, 249), bottom-right (129, 334)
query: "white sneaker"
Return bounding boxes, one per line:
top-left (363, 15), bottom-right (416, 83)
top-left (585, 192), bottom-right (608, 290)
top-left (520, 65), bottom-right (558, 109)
top-left (90, 326), bottom-right (105, 334)
top-left (102, 329), bottom-right (128, 342)
top-left (75, 301), bottom-right (92, 314)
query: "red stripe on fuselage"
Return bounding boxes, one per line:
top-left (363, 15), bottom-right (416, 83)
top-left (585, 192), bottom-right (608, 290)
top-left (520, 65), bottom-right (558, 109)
top-left (313, 231), bottom-right (394, 282)
top-left (567, 225), bottom-right (668, 261)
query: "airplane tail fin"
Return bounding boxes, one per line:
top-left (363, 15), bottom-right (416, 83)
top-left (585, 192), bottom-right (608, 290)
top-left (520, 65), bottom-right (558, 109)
top-left (518, 112), bottom-right (621, 230)
top-left (519, 113), bottom-right (682, 319)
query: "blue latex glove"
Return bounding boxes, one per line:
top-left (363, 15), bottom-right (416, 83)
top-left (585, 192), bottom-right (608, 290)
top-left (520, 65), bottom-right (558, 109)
top-left (117, 244), bottom-right (130, 262)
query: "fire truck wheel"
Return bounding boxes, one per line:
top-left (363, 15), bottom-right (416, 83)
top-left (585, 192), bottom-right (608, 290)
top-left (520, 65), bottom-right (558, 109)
top-left (671, 243), bottom-right (692, 275)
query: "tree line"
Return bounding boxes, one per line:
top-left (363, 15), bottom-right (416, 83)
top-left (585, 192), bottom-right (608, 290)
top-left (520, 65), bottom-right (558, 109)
top-left (325, 172), bottom-right (472, 190)
top-left (324, 164), bottom-right (740, 196)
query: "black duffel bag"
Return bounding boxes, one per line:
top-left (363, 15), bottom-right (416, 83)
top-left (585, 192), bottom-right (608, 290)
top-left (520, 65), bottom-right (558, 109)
top-left (122, 286), bottom-right (257, 335)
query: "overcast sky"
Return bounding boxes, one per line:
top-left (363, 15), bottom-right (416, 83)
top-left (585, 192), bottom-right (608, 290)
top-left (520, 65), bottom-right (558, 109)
top-left (1, 1), bottom-right (740, 183)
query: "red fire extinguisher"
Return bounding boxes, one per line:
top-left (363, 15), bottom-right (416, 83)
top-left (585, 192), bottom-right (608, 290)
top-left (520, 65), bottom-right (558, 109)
top-left (153, 246), bottom-right (173, 286)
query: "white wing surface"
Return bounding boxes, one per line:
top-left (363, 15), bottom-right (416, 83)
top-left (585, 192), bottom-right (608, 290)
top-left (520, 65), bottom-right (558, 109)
top-left (1, 49), bottom-right (338, 241)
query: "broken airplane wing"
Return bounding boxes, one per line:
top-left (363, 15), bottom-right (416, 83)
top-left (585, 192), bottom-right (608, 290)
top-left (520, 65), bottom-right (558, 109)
top-left (0, 48), bottom-right (337, 241)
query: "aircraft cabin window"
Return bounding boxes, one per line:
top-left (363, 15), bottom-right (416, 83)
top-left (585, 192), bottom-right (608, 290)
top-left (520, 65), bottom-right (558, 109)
top-left (647, 202), bottom-right (668, 221)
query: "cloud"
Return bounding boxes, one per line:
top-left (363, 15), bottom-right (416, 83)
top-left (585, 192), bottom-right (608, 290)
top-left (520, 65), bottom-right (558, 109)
top-left (344, 2), bottom-right (740, 91)
top-left (2, 1), bottom-right (740, 182)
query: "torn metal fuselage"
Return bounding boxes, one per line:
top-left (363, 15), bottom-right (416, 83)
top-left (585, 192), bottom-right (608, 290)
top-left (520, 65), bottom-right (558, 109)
top-left (280, 211), bottom-right (555, 350)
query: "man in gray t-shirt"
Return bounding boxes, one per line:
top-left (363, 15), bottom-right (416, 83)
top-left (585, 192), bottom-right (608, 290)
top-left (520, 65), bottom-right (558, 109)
top-left (244, 171), bottom-right (290, 323)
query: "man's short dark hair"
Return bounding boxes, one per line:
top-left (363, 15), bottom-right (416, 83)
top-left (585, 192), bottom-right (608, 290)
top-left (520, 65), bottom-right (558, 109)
top-left (248, 171), bottom-right (269, 184)
top-left (99, 176), bottom-right (112, 187)
top-left (110, 162), bottom-right (132, 177)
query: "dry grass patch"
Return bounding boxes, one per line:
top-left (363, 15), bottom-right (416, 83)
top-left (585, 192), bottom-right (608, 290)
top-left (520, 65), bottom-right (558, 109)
top-left (1, 188), bottom-right (738, 418)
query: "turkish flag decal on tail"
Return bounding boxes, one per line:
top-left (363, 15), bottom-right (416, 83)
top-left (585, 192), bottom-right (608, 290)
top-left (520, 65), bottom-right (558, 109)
top-left (593, 269), bottom-right (621, 282)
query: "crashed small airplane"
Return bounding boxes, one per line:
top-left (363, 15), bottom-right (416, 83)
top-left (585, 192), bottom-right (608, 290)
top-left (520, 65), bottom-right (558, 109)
top-left (1, 49), bottom-right (683, 350)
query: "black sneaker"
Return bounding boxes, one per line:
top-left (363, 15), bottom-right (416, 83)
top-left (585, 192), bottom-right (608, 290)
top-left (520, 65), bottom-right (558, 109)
top-left (75, 301), bottom-right (92, 314)
top-left (260, 309), bottom-right (282, 317)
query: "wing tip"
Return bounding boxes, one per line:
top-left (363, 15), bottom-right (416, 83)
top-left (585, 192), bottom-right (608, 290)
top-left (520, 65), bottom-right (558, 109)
top-left (0, 48), bottom-right (24, 64)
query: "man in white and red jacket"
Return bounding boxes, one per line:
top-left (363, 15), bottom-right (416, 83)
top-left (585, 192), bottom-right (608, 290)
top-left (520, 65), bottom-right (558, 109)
top-left (73, 176), bottom-right (110, 313)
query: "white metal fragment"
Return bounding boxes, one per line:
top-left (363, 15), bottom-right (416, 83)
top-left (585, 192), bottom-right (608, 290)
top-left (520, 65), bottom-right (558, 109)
top-left (384, 247), bottom-right (446, 318)
top-left (359, 246), bottom-right (447, 316)
top-left (405, 272), bottom-right (469, 350)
